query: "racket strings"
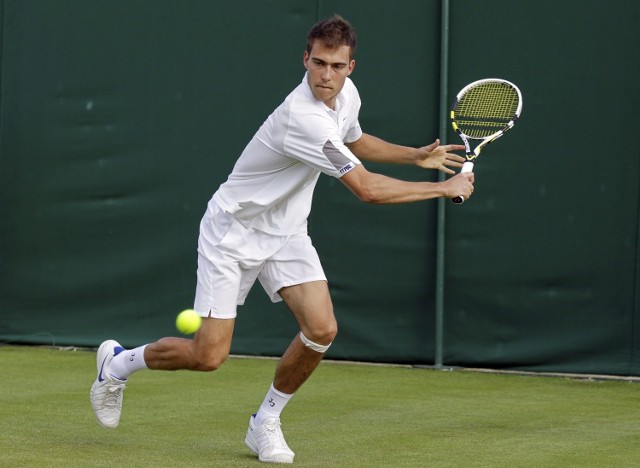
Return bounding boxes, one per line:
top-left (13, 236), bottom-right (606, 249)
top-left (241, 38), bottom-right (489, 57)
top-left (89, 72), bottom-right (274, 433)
top-left (453, 83), bottom-right (519, 138)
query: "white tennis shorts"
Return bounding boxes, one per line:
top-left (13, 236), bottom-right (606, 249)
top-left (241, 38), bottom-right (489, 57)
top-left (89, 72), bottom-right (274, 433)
top-left (193, 201), bottom-right (327, 319)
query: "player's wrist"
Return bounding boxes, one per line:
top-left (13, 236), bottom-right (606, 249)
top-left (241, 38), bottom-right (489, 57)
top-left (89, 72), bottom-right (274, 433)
top-left (411, 148), bottom-right (426, 167)
top-left (422, 181), bottom-right (447, 199)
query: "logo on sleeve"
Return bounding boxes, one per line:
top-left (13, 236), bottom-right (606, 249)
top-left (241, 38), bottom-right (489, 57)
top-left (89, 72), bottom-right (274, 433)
top-left (339, 162), bottom-right (355, 175)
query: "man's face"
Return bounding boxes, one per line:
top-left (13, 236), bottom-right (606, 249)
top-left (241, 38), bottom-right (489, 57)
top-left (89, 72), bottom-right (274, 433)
top-left (303, 41), bottom-right (355, 109)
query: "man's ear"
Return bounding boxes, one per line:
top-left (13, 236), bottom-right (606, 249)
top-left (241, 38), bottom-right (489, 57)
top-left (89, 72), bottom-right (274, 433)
top-left (303, 51), bottom-right (310, 69)
top-left (347, 59), bottom-right (356, 75)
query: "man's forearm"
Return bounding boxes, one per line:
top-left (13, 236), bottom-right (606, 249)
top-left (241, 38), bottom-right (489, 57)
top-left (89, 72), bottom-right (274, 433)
top-left (346, 133), bottom-right (418, 165)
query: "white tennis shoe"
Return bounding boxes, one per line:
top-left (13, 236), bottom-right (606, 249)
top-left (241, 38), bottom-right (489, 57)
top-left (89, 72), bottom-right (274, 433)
top-left (90, 340), bottom-right (127, 429)
top-left (245, 414), bottom-right (295, 464)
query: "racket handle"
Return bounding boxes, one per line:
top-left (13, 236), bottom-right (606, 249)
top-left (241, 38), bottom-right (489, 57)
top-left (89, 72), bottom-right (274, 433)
top-left (452, 161), bottom-right (475, 204)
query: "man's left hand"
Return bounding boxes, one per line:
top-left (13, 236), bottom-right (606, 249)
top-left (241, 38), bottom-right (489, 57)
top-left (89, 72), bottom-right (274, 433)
top-left (415, 139), bottom-right (466, 175)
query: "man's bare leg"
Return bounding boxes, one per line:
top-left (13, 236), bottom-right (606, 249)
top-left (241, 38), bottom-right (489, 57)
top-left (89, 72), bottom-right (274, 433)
top-left (91, 316), bottom-right (236, 429)
top-left (144, 317), bottom-right (235, 371)
top-left (275, 280), bottom-right (337, 393)
top-left (245, 281), bottom-right (336, 463)
top-left (253, 280), bottom-right (337, 415)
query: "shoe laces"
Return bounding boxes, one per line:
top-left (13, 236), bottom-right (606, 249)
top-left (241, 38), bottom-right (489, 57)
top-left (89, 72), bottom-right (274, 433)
top-left (103, 382), bottom-right (125, 409)
top-left (261, 418), bottom-right (288, 449)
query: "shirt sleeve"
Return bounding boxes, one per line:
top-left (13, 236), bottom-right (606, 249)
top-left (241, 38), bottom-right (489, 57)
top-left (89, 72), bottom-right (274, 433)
top-left (344, 121), bottom-right (363, 144)
top-left (284, 109), bottom-right (361, 178)
top-left (343, 82), bottom-right (363, 144)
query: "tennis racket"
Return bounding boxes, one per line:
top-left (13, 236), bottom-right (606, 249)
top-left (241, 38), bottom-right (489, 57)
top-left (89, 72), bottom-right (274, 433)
top-left (450, 78), bottom-right (522, 204)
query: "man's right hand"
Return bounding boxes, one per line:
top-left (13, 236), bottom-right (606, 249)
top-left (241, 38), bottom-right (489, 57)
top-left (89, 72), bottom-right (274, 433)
top-left (444, 172), bottom-right (475, 200)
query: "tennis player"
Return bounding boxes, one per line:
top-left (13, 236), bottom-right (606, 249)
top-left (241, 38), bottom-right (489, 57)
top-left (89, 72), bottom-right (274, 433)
top-left (90, 15), bottom-right (474, 464)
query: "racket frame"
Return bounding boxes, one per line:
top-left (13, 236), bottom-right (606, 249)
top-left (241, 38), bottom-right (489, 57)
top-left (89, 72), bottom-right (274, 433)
top-left (450, 78), bottom-right (522, 203)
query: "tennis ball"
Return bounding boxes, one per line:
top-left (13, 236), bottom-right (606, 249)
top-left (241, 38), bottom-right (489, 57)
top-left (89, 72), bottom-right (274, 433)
top-left (176, 309), bottom-right (202, 334)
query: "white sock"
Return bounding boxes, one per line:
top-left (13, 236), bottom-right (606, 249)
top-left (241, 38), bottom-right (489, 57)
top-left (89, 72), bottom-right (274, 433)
top-left (107, 345), bottom-right (149, 380)
top-left (254, 383), bottom-right (293, 426)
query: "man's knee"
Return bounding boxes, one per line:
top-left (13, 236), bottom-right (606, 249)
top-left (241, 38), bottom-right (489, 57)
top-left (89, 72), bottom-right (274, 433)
top-left (192, 317), bottom-right (235, 371)
top-left (322, 320), bottom-right (338, 343)
top-left (300, 321), bottom-right (337, 353)
top-left (191, 338), bottom-right (231, 371)
top-left (194, 350), bottom-right (229, 372)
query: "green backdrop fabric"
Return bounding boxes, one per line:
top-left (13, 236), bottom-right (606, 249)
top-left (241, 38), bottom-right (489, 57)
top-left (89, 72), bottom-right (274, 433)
top-left (1, 0), bottom-right (638, 376)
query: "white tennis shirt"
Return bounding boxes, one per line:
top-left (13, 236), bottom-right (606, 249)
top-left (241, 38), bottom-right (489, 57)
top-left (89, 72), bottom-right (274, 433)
top-left (212, 73), bottom-right (363, 235)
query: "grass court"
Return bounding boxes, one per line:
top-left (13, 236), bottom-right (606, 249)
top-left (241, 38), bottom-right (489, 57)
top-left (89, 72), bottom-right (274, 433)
top-left (1, 346), bottom-right (638, 467)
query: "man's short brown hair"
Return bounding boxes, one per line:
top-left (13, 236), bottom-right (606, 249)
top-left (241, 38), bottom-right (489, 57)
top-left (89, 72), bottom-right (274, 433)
top-left (306, 15), bottom-right (357, 59)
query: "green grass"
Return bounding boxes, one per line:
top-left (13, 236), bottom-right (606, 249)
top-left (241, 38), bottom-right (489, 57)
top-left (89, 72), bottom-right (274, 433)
top-left (1, 346), bottom-right (639, 467)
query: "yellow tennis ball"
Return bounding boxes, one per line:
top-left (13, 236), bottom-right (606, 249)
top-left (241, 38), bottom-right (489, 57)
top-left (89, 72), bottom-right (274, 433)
top-left (176, 309), bottom-right (202, 334)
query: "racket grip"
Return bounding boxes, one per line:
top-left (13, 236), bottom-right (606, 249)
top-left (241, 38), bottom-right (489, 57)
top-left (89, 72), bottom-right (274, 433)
top-left (452, 161), bottom-right (474, 204)
top-left (460, 161), bottom-right (474, 173)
